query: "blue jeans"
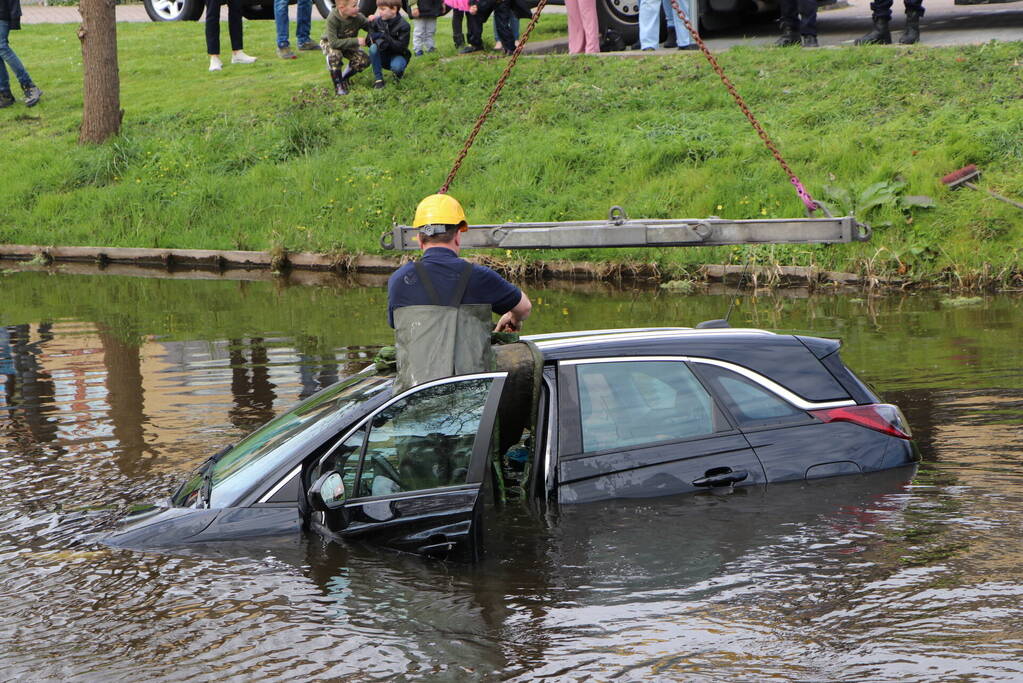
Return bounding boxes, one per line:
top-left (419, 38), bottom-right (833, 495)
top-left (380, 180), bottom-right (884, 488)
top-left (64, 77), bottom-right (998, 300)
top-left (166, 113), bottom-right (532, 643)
top-left (0, 21), bottom-right (33, 93)
top-left (369, 43), bottom-right (408, 80)
top-left (274, 0), bottom-right (313, 48)
top-left (640, 0), bottom-right (694, 48)
top-left (494, 16), bottom-right (519, 42)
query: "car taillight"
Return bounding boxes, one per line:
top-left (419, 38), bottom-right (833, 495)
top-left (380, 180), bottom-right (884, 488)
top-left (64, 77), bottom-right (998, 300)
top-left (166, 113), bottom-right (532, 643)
top-left (809, 404), bottom-right (913, 439)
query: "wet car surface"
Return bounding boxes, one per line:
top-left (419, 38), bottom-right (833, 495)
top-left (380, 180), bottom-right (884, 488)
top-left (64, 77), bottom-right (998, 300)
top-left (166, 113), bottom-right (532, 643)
top-left (103, 327), bottom-right (919, 558)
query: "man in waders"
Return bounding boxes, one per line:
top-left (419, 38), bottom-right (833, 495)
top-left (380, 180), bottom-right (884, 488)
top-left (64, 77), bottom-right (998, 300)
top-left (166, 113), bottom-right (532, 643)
top-left (388, 193), bottom-right (532, 392)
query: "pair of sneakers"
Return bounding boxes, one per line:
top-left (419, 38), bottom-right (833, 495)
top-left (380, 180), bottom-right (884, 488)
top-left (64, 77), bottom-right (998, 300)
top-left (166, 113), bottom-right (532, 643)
top-left (277, 41), bottom-right (319, 59)
top-left (209, 52), bottom-right (257, 71)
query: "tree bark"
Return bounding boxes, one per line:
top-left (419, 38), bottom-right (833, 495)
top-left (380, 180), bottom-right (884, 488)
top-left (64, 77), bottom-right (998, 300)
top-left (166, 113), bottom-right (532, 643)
top-left (78, 0), bottom-right (122, 144)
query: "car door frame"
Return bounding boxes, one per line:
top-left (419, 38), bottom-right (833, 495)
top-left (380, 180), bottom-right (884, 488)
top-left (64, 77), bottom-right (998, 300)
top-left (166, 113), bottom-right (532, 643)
top-left (308, 371), bottom-right (508, 560)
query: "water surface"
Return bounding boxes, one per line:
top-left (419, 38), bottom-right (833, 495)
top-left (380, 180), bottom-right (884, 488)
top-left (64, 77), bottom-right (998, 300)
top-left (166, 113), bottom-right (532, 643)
top-left (2, 270), bottom-right (1022, 680)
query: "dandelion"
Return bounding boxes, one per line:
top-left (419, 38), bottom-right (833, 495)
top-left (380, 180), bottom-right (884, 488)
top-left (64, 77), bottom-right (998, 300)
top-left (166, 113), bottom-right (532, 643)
top-left (562, 308), bottom-right (569, 316)
top-left (760, 207), bottom-right (768, 215)
top-left (716, 204), bottom-right (723, 210)
top-left (505, 249), bottom-right (512, 257)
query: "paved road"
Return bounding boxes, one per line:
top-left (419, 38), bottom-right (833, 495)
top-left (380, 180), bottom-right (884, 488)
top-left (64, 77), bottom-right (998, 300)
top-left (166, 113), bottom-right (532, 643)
top-left (20, 0), bottom-right (1023, 48)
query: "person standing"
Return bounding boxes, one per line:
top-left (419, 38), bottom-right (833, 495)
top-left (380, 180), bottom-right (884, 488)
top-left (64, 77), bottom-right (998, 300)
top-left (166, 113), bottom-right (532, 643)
top-left (855, 0), bottom-right (924, 45)
top-left (775, 0), bottom-right (818, 47)
top-left (409, 0), bottom-right (443, 55)
top-left (0, 0), bottom-right (42, 108)
top-left (565, 0), bottom-right (599, 54)
top-left (662, 0), bottom-right (697, 50)
top-left (461, 0), bottom-right (515, 54)
top-left (274, 0), bottom-right (316, 59)
top-left (388, 194), bottom-right (532, 391)
top-left (205, 0), bottom-right (257, 71)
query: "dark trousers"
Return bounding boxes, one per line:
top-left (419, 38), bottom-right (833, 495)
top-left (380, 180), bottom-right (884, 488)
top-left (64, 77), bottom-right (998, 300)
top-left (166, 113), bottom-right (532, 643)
top-left (205, 0), bottom-right (244, 54)
top-left (452, 9), bottom-right (465, 45)
top-left (869, 0), bottom-right (924, 20)
top-left (778, 0), bottom-right (817, 34)
top-left (467, 0), bottom-right (515, 50)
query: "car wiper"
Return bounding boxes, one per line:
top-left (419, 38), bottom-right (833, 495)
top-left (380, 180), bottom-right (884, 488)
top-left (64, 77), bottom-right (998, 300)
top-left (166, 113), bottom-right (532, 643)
top-left (199, 444), bottom-right (233, 509)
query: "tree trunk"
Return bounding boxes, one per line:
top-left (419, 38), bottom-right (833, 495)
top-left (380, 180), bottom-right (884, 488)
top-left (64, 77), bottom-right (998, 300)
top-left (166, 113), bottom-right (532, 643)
top-left (77, 0), bottom-right (122, 144)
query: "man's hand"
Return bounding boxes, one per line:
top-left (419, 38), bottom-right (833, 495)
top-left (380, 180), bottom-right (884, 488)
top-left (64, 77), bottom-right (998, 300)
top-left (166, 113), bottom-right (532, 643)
top-left (357, 35), bottom-right (367, 46)
top-left (494, 312), bottom-right (521, 333)
top-left (411, 6), bottom-right (419, 16)
top-left (493, 293), bottom-right (531, 333)
top-left (468, 4), bottom-right (478, 14)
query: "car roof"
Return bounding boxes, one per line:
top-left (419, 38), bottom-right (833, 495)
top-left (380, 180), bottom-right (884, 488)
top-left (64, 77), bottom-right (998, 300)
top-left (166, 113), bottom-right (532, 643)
top-left (523, 327), bottom-right (778, 358)
top-left (523, 327), bottom-right (851, 403)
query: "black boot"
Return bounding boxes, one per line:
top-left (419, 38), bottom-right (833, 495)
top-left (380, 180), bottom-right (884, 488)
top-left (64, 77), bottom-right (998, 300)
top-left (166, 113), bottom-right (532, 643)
top-left (900, 9), bottom-right (922, 44)
top-left (801, 34), bottom-right (819, 47)
top-left (775, 23), bottom-right (800, 47)
top-left (663, 27), bottom-right (677, 49)
top-left (329, 68), bottom-right (348, 95)
top-left (855, 16), bottom-right (891, 45)
top-left (0, 90), bottom-right (14, 108)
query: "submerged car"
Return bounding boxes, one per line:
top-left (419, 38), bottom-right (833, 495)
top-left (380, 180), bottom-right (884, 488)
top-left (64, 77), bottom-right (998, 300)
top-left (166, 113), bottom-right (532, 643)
top-left (103, 327), bottom-right (919, 560)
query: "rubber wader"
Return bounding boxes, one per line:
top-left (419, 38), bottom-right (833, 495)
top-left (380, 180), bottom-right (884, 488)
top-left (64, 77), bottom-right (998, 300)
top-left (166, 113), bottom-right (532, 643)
top-left (393, 262), bottom-right (495, 393)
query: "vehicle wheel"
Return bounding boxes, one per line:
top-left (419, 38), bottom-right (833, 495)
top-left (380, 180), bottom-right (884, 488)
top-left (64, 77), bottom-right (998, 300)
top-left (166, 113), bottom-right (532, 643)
top-left (241, 1), bottom-right (276, 19)
top-left (314, 0), bottom-right (333, 18)
top-left (596, 0), bottom-right (639, 46)
top-left (144, 0), bottom-right (203, 21)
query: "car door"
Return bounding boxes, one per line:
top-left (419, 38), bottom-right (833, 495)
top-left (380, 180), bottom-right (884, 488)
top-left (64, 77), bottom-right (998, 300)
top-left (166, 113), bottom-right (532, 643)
top-left (689, 362), bottom-right (886, 482)
top-left (555, 358), bottom-right (767, 504)
top-left (307, 372), bottom-right (506, 560)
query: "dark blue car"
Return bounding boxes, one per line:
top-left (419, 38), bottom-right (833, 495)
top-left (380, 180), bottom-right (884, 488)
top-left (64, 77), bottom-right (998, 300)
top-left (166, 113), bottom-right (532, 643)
top-left (103, 327), bottom-right (918, 560)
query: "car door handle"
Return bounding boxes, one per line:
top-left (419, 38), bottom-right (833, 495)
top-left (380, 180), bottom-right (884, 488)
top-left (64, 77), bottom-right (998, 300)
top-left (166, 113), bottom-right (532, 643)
top-left (692, 468), bottom-right (749, 488)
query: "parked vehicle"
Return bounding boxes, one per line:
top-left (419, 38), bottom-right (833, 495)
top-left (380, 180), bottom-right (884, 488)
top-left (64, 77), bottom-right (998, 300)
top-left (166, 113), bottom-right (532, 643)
top-left (102, 327), bottom-right (919, 560)
top-left (144, 0), bottom-right (332, 22)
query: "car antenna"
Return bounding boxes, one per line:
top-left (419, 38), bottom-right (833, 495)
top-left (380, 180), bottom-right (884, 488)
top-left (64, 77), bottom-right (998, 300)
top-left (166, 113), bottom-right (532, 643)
top-left (695, 254), bottom-right (751, 329)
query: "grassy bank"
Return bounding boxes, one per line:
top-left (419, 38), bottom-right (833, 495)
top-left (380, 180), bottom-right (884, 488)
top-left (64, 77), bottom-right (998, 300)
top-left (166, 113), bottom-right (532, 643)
top-left (2, 20), bottom-right (1022, 287)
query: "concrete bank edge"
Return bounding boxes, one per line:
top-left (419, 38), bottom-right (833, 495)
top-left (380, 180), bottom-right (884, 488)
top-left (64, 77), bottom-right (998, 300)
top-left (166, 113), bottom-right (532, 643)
top-left (0, 243), bottom-right (880, 287)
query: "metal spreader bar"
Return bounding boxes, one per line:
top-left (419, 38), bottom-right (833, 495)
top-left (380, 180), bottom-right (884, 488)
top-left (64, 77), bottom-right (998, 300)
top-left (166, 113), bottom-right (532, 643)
top-left (382, 206), bottom-right (871, 251)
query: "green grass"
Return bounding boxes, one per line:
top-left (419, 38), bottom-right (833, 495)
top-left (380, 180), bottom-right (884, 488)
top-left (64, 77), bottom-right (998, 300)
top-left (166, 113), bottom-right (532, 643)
top-left (2, 19), bottom-right (1023, 286)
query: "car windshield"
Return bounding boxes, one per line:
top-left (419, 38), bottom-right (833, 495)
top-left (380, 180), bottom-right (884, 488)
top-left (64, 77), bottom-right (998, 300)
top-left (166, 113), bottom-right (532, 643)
top-left (206, 371), bottom-right (392, 508)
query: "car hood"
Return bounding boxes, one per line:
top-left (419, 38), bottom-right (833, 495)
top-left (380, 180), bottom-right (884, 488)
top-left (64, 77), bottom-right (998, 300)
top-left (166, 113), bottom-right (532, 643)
top-left (100, 505), bottom-right (220, 549)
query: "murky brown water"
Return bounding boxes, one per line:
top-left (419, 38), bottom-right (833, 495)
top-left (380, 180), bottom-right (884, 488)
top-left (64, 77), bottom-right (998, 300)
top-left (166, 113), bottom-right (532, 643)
top-left (3, 269), bottom-right (1022, 680)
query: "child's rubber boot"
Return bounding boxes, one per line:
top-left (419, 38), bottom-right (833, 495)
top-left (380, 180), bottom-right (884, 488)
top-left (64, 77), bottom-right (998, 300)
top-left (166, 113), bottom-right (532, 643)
top-left (330, 69), bottom-right (348, 95)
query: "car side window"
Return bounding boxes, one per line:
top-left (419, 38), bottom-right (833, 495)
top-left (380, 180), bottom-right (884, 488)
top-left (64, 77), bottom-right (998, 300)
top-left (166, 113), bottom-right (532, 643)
top-left (695, 364), bottom-right (807, 426)
top-left (356, 377), bottom-right (495, 497)
top-left (576, 361), bottom-right (718, 453)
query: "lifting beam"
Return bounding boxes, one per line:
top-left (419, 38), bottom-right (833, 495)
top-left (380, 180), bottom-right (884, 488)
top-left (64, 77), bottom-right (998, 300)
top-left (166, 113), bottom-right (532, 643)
top-left (382, 206), bottom-right (871, 252)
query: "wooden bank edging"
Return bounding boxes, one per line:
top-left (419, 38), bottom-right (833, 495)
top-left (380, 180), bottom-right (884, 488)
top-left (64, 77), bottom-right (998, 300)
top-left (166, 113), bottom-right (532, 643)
top-left (0, 243), bottom-right (879, 287)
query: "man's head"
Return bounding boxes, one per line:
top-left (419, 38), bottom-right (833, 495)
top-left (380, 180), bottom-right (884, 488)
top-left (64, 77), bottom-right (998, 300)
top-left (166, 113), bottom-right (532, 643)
top-left (337, 0), bottom-right (361, 18)
top-left (413, 194), bottom-right (468, 252)
top-left (376, 0), bottom-right (400, 18)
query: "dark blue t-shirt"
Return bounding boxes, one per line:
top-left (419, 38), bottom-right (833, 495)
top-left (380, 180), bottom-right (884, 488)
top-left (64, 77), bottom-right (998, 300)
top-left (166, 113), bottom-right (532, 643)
top-left (387, 248), bottom-right (522, 328)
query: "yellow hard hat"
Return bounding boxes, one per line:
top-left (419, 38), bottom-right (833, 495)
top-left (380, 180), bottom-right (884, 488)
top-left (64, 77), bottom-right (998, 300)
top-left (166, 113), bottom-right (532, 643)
top-left (413, 194), bottom-right (468, 233)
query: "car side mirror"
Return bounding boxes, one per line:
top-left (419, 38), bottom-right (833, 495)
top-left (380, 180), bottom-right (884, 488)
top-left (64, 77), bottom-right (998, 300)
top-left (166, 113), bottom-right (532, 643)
top-left (308, 472), bottom-right (347, 511)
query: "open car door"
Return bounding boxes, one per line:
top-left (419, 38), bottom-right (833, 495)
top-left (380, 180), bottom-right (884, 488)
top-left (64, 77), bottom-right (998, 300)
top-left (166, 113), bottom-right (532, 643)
top-left (306, 372), bottom-right (507, 561)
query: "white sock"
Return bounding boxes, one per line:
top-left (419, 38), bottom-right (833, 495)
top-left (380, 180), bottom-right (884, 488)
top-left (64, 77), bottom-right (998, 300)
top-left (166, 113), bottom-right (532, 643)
top-left (231, 51), bottom-right (257, 64)
top-left (209, 56), bottom-right (222, 71)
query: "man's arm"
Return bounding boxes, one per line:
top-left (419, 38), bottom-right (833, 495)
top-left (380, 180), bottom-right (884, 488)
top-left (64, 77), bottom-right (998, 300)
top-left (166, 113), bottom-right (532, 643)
top-left (494, 293), bottom-right (531, 332)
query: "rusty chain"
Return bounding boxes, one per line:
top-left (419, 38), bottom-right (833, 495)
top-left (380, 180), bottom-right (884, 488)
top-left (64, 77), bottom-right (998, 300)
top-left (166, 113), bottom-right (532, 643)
top-left (439, 0), bottom-right (551, 195)
top-left (666, 0), bottom-right (818, 212)
top-left (440, 0), bottom-right (818, 213)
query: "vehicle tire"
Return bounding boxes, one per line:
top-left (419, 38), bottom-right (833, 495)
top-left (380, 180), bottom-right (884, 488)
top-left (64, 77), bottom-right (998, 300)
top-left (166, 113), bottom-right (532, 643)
top-left (314, 0), bottom-right (333, 18)
top-left (596, 0), bottom-right (639, 46)
top-left (144, 0), bottom-right (203, 21)
top-left (241, 1), bottom-right (276, 19)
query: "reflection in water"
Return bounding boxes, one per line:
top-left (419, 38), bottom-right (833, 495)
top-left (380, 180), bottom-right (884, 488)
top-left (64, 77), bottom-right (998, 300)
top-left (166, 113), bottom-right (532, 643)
top-left (1, 271), bottom-right (1023, 679)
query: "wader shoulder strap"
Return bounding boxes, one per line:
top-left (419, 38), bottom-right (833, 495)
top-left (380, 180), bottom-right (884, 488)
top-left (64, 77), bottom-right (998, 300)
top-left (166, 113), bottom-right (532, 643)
top-left (450, 263), bottom-right (474, 307)
top-left (413, 261), bottom-right (442, 306)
